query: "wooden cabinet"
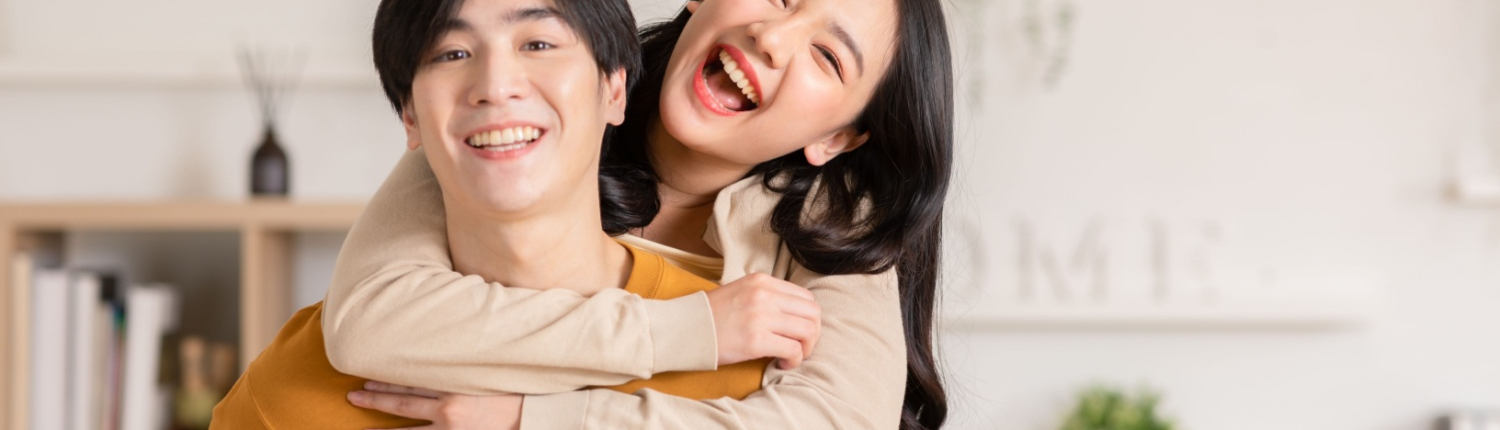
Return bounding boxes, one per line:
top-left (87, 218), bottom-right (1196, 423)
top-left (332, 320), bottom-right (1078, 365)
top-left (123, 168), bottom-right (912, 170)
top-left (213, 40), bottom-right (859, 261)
top-left (0, 201), bottom-right (363, 430)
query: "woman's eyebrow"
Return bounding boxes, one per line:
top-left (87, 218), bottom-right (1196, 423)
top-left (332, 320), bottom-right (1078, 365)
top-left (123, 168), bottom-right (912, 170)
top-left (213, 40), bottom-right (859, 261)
top-left (829, 22), bottom-right (864, 77)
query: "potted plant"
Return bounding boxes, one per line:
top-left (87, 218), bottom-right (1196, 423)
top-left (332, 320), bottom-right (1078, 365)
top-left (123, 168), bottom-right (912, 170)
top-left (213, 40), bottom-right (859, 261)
top-left (1059, 385), bottom-right (1178, 430)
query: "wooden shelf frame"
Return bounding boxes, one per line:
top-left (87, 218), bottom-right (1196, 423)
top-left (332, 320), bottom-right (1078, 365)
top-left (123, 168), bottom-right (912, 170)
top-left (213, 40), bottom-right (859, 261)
top-left (0, 201), bottom-right (363, 429)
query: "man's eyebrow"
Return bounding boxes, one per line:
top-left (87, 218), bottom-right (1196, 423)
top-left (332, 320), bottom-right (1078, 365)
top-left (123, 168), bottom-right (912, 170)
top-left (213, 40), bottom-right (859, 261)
top-left (502, 7), bottom-right (562, 25)
top-left (440, 17), bottom-right (474, 34)
top-left (440, 7), bottom-right (561, 34)
top-left (829, 22), bottom-right (864, 77)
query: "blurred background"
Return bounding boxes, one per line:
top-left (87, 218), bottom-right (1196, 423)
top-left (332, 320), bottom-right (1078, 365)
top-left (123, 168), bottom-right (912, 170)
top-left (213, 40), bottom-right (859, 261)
top-left (2, 0), bottom-right (1499, 429)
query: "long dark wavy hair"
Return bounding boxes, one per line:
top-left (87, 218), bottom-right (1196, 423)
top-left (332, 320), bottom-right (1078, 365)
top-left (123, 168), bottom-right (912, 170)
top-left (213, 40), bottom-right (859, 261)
top-left (598, 1), bottom-right (954, 428)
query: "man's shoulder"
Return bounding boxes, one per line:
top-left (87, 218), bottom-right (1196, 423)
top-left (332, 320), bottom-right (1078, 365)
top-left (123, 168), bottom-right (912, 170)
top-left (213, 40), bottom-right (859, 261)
top-left (620, 243), bottom-right (717, 300)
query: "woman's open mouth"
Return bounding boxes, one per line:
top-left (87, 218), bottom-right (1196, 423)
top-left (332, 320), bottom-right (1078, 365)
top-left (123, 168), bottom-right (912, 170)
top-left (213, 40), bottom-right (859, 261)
top-left (694, 47), bottom-right (761, 115)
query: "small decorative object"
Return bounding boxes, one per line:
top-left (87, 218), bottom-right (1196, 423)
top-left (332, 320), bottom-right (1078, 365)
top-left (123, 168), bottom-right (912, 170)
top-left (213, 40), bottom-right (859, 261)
top-left (239, 47), bottom-right (303, 197)
top-left (173, 336), bottom-right (216, 430)
top-left (1059, 384), bottom-right (1177, 430)
top-left (171, 336), bottom-right (238, 430)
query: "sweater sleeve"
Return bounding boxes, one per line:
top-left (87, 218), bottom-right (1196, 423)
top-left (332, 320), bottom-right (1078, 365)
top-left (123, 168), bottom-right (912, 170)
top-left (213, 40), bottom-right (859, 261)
top-left (321, 150), bottom-right (718, 396)
top-left (518, 268), bottom-right (907, 430)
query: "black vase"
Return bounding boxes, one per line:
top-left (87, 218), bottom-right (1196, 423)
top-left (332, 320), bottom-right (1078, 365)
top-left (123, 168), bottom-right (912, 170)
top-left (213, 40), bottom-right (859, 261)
top-left (250, 126), bottom-right (289, 196)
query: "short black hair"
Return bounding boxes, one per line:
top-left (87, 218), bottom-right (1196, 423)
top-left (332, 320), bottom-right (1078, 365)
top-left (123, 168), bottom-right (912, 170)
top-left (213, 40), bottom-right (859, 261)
top-left (371, 0), bottom-right (641, 115)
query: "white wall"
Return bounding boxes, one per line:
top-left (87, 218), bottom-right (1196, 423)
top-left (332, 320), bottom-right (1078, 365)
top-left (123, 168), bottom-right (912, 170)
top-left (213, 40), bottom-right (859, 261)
top-left (939, 0), bottom-right (1500, 429)
top-left (2, 0), bottom-right (1498, 429)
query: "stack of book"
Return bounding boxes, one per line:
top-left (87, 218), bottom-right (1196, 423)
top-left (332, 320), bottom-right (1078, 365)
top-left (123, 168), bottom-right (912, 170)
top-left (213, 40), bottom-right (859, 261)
top-left (11, 252), bottom-right (182, 430)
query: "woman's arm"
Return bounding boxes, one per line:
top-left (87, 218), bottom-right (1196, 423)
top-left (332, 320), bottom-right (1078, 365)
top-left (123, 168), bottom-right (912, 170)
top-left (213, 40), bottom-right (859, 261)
top-left (505, 177), bottom-right (907, 428)
top-left (342, 177), bottom-right (906, 428)
top-left (520, 268), bottom-right (907, 429)
top-left (323, 150), bottom-right (717, 395)
top-left (347, 269), bottom-right (905, 429)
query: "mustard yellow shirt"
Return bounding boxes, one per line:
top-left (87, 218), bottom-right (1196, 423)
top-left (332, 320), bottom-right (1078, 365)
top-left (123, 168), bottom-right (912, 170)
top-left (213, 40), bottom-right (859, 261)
top-left (210, 243), bottom-right (767, 429)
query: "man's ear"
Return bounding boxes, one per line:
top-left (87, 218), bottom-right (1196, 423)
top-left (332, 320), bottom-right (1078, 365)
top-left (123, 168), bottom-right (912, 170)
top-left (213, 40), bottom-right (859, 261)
top-left (602, 69), bottom-right (629, 126)
top-left (685, 0), bottom-right (701, 14)
top-left (401, 105), bottom-right (422, 150)
top-left (803, 126), bottom-right (869, 166)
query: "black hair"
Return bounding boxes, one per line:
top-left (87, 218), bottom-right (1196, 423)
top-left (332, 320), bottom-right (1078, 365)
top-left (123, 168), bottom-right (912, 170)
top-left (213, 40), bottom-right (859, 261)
top-left (604, 2), bottom-right (954, 429)
top-left (371, 0), bottom-right (642, 114)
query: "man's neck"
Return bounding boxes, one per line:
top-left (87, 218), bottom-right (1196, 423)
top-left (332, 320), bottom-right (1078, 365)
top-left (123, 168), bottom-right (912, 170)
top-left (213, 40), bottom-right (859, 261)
top-left (444, 196), bottom-right (631, 296)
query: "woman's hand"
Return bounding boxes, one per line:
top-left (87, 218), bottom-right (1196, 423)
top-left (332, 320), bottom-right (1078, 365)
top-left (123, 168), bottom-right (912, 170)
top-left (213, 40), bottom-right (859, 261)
top-left (348, 381), bottom-right (521, 430)
top-left (707, 273), bottom-right (822, 369)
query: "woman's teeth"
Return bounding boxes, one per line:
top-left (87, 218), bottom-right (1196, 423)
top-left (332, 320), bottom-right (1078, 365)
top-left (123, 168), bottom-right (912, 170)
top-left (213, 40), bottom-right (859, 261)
top-left (719, 51), bottom-right (760, 104)
top-left (467, 126), bottom-right (541, 151)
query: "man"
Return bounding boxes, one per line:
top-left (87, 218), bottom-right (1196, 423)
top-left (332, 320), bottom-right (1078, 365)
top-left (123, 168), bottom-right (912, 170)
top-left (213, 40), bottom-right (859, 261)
top-left (209, 0), bottom-right (789, 427)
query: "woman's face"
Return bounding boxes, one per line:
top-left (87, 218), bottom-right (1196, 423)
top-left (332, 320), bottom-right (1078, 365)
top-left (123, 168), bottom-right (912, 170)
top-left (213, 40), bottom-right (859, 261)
top-left (657, 0), bottom-right (898, 167)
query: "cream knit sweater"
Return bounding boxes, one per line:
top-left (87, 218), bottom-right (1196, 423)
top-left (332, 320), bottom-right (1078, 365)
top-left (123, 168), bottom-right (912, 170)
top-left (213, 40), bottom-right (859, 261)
top-left (322, 150), bottom-right (905, 429)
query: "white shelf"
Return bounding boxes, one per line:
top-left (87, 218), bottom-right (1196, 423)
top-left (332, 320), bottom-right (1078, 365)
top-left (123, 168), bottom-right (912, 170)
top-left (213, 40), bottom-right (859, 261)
top-left (1453, 176), bottom-right (1500, 206)
top-left (943, 303), bottom-right (1371, 330)
top-left (0, 57), bottom-right (379, 90)
top-left (942, 284), bottom-right (1380, 331)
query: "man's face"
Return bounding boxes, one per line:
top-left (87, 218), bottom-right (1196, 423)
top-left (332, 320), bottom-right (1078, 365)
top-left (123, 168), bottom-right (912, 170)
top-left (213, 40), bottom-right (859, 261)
top-left (403, 0), bottom-right (627, 220)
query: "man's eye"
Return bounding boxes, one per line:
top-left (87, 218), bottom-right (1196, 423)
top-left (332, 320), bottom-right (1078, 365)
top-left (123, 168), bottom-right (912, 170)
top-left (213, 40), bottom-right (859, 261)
top-left (433, 50), bottom-right (470, 62)
top-left (522, 41), bottom-right (555, 51)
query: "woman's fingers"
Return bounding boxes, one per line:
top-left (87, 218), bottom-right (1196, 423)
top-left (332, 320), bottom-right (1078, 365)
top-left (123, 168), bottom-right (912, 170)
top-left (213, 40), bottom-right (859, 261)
top-left (710, 273), bottom-right (824, 366)
top-left (776, 294), bottom-right (822, 327)
top-left (766, 277), bottom-right (816, 301)
top-left (364, 381), bottom-right (444, 399)
top-left (770, 335), bottom-right (805, 369)
top-left (770, 313), bottom-right (821, 358)
top-left (349, 390), bottom-right (437, 420)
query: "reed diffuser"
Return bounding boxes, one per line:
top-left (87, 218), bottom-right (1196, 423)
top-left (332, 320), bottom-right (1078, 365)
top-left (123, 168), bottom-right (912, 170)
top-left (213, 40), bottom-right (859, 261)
top-left (239, 48), bottom-right (303, 197)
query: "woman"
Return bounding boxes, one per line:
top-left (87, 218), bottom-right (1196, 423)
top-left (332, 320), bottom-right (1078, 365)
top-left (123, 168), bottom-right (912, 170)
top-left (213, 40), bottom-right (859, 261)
top-left (327, 0), bottom-right (953, 428)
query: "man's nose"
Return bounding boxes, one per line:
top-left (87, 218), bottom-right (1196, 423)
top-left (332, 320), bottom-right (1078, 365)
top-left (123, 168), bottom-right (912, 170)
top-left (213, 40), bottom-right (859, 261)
top-left (468, 53), bottom-right (532, 106)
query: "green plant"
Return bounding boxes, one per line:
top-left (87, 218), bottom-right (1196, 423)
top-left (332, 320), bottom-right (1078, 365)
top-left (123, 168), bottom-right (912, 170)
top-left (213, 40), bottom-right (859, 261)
top-left (1059, 385), bottom-right (1178, 430)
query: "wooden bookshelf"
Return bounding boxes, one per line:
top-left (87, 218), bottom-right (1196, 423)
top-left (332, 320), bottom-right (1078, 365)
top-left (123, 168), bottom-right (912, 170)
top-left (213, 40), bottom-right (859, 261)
top-left (0, 201), bottom-right (364, 430)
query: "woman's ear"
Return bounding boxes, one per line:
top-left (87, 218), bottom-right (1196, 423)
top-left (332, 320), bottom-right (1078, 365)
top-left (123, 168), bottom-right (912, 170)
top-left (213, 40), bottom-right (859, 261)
top-left (686, 0), bottom-right (701, 14)
top-left (401, 105), bottom-right (422, 150)
top-left (803, 127), bottom-right (870, 166)
top-left (602, 69), bottom-right (629, 126)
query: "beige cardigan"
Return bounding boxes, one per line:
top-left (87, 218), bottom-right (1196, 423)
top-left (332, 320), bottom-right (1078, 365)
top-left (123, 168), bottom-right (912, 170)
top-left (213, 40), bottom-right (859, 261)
top-left (322, 150), bottom-right (906, 429)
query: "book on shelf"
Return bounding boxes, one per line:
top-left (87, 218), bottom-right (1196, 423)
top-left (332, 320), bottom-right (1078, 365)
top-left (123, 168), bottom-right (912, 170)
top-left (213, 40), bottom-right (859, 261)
top-left (30, 267), bottom-right (70, 430)
top-left (120, 284), bottom-right (178, 430)
top-left (69, 272), bottom-right (103, 430)
top-left (8, 253), bottom-right (195, 430)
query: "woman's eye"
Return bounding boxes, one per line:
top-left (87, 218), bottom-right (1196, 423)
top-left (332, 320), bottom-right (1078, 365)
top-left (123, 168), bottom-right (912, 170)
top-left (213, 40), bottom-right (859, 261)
top-left (817, 46), bottom-right (844, 81)
top-left (432, 50), bottom-right (470, 63)
top-left (521, 41), bottom-right (555, 51)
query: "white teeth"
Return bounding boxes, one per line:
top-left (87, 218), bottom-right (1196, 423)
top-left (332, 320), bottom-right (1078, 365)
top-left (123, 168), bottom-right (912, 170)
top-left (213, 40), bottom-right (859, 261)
top-left (466, 126), bottom-right (542, 149)
top-left (718, 51), bottom-right (760, 105)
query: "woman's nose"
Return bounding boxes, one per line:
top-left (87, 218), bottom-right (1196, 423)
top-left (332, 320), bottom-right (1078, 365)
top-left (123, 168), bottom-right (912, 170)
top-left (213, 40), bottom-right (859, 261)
top-left (746, 14), bottom-right (811, 70)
